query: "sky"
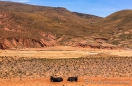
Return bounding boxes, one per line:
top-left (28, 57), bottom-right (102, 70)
top-left (0, 0), bottom-right (132, 17)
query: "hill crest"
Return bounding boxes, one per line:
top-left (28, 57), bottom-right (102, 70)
top-left (1, 1), bottom-right (132, 49)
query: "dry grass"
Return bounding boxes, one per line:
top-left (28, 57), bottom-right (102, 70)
top-left (0, 58), bottom-right (132, 86)
top-left (1, 2), bottom-right (132, 48)
top-left (0, 52), bottom-right (132, 78)
top-left (0, 47), bottom-right (132, 86)
top-left (0, 46), bottom-right (132, 58)
top-left (0, 1), bottom-right (102, 39)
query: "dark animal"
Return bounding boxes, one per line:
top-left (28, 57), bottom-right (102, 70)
top-left (50, 76), bottom-right (63, 82)
top-left (67, 77), bottom-right (78, 82)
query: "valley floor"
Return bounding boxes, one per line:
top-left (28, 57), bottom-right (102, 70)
top-left (0, 46), bottom-right (132, 58)
top-left (0, 46), bottom-right (132, 86)
top-left (0, 77), bottom-right (132, 86)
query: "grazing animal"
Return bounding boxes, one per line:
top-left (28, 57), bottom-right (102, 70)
top-left (50, 76), bottom-right (63, 82)
top-left (67, 77), bottom-right (78, 82)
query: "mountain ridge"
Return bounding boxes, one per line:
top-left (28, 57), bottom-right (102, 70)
top-left (0, 1), bottom-right (132, 49)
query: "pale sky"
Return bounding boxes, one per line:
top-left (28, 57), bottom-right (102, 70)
top-left (0, 0), bottom-right (132, 17)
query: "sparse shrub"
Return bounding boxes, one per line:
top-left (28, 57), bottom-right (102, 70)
top-left (0, 56), bottom-right (132, 78)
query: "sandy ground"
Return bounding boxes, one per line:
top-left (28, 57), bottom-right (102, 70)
top-left (0, 46), bottom-right (132, 86)
top-left (0, 77), bottom-right (132, 86)
top-left (0, 46), bottom-right (132, 58)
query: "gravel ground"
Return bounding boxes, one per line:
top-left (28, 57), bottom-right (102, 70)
top-left (0, 55), bottom-right (132, 79)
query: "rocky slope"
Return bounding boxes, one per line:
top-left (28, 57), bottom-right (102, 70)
top-left (0, 1), bottom-right (132, 49)
top-left (0, 11), bottom-right (57, 49)
top-left (97, 10), bottom-right (132, 48)
top-left (0, 1), bottom-right (105, 49)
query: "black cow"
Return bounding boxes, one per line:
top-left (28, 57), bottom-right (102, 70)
top-left (67, 77), bottom-right (78, 82)
top-left (50, 76), bottom-right (63, 82)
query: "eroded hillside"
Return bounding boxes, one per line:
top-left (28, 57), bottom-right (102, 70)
top-left (97, 10), bottom-right (132, 48)
top-left (0, 1), bottom-right (132, 49)
top-left (0, 1), bottom-right (105, 49)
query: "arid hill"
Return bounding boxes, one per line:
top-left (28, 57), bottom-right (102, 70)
top-left (97, 10), bottom-right (132, 48)
top-left (0, 1), bottom-right (132, 49)
top-left (0, 1), bottom-right (104, 49)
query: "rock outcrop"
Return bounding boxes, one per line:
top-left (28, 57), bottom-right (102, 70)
top-left (0, 37), bottom-right (57, 49)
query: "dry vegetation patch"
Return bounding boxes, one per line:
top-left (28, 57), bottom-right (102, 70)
top-left (0, 55), bottom-right (132, 79)
top-left (0, 47), bottom-right (132, 86)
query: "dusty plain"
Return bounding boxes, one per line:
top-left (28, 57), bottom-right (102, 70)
top-left (0, 46), bottom-right (132, 58)
top-left (0, 77), bottom-right (132, 86)
top-left (0, 46), bottom-right (132, 86)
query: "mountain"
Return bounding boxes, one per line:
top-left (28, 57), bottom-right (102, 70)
top-left (0, 1), bottom-right (132, 49)
top-left (96, 10), bottom-right (132, 48)
top-left (0, 1), bottom-right (104, 49)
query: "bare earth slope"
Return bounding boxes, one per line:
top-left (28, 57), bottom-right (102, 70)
top-left (0, 2), bottom-right (132, 86)
top-left (0, 2), bottom-right (116, 49)
top-left (1, 2), bottom-right (132, 49)
top-left (0, 1), bottom-right (105, 49)
top-left (96, 10), bottom-right (132, 48)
